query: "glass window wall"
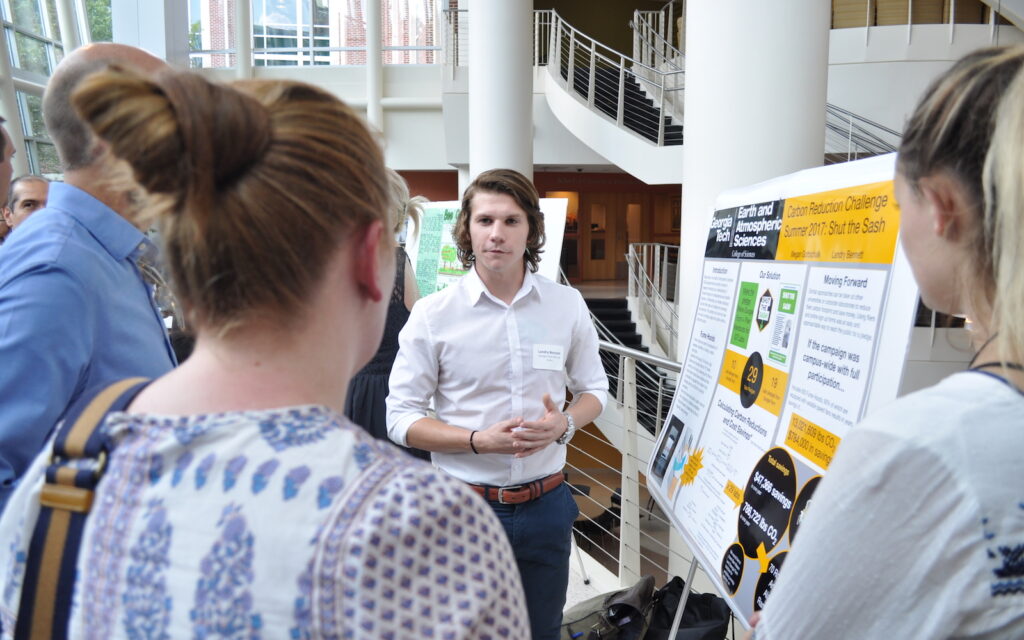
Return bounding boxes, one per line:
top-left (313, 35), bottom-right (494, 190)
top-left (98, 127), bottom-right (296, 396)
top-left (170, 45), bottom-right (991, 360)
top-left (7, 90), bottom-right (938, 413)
top-left (189, 0), bottom-right (438, 68)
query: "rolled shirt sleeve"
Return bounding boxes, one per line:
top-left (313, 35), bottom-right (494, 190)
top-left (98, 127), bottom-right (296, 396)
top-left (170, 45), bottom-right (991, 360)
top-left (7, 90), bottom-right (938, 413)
top-left (386, 302), bottom-right (438, 447)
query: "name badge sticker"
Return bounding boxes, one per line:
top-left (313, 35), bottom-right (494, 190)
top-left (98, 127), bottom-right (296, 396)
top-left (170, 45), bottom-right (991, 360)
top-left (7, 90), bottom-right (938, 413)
top-left (533, 344), bottom-right (565, 371)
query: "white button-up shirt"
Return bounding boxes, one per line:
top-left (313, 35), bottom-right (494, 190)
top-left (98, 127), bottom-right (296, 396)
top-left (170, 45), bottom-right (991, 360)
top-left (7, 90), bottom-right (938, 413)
top-left (386, 267), bottom-right (608, 487)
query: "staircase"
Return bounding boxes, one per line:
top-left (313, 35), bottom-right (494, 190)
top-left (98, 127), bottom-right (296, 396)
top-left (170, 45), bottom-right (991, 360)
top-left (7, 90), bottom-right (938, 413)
top-left (535, 10), bottom-right (900, 183)
top-left (564, 66), bottom-right (683, 146)
top-left (587, 298), bottom-right (673, 434)
top-left (586, 298), bottom-right (646, 350)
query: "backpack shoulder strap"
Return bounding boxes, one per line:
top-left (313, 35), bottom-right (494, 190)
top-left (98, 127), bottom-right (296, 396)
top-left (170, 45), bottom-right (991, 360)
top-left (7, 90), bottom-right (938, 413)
top-left (15, 377), bottom-right (150, 640)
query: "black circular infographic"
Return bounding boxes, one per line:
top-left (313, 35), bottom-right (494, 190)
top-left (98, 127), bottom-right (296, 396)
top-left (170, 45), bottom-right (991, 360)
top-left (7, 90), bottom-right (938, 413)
top-left (738, 447), bottom-right (797, 559)
top-left (753, 551), bottom-right (787, 612)
top-left (720, 543), bottom-right (745, 595)
top-left (788, 475), bottom-right (821, 545)
top-left (739, 351), bottom-right (764, 409)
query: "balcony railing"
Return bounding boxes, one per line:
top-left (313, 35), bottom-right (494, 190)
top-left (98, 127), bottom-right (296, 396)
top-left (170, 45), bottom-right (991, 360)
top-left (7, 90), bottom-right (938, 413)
top-left (566, 340), bottom-right (681, 588)
top-left (628, 243), bottom-right (679, 358)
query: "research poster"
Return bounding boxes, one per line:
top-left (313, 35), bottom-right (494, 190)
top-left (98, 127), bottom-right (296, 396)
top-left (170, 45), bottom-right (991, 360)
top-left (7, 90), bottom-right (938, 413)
top-left (647, 154), bottom-right (918, 625)
top-left (406, 199), bottom-right (568, 295)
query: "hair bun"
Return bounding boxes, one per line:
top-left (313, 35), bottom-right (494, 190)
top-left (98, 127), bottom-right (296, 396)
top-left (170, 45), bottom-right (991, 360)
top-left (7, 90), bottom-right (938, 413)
top-left (72, 66), bottom-right (272, 214)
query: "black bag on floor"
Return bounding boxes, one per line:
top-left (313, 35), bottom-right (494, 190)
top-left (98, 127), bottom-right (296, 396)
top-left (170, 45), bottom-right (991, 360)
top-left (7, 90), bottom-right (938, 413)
top-left (560, 574), bottom-right (656, 640)
top-left (643, 576), bottom-right (731, 640)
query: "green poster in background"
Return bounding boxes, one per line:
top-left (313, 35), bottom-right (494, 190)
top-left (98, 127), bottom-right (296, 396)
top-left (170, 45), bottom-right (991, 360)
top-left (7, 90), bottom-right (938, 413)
top-left (414, 207), bottom-right (466, 296)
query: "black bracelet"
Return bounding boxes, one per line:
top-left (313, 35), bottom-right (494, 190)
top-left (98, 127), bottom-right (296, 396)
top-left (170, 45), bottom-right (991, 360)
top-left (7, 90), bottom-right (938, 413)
top-left (469, 430), bottom-right (480, 454)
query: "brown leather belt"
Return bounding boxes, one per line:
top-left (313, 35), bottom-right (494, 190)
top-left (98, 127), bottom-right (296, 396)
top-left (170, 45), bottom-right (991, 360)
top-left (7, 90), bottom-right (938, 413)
top-left (467, 472), bottom-right (565, 505)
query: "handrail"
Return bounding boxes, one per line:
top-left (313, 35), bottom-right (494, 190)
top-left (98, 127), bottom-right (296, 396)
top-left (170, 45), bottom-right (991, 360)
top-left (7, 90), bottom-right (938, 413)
top-left (548, 9), bottom-right (684, 147)
top-left (628, 243), bottom-right (679, 357)
top-left (599, 340), bottom-right (680, 373)
top-left (629, 19), bottom-right (683, 71)
top-left (658, 0), bottom-right (682, 12)
top-left (554, 10), bottom-right (683, 77)
top-left (825, 104), bottom-right (902, 138)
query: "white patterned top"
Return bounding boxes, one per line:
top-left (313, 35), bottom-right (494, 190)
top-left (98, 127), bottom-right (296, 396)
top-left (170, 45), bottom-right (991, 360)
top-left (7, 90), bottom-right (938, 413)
top-left (0, 405), bottom-right (528, 639)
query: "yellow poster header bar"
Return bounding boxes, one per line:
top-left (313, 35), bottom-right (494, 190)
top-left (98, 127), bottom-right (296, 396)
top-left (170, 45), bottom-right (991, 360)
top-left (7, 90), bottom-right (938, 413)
top-left (776, 181), bottom-right (900, 264)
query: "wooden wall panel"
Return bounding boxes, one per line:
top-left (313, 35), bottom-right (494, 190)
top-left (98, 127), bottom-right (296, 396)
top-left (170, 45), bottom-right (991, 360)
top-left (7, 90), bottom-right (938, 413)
top-left (876, 0), bottom-right (910, 25)
top-left (912, 0), bottom-right (946, 23)
top-left (833, 0), bottom-right (870, 28)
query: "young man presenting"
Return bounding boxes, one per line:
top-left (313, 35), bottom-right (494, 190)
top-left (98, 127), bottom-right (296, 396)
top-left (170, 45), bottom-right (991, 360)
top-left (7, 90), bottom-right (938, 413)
top-left (387, 169), bottom-right (608, 640)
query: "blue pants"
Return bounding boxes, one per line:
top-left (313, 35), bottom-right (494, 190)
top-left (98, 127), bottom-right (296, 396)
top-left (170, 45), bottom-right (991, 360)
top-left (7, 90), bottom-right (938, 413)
top-left (488, 482), bottom-right (579, 640)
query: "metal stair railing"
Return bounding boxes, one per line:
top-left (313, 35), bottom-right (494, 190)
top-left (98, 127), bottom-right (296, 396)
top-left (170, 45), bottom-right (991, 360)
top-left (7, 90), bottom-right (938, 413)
top-left (630, 8), bottom-right (903, 160)
top-left (628, 243), bottom-right (679, 358)
top-left (443, 8), bottom-right (685, 147)
top-left (559, 269), bottom-right (676, 436)
top-left (632, 10), bottom-right (684, 73)
top-left (824, 103), bottom-right (901, 163)
top-left (564, 339), bottom-right (687, 590)
top-left (548, 11), bottom-right (684, 147)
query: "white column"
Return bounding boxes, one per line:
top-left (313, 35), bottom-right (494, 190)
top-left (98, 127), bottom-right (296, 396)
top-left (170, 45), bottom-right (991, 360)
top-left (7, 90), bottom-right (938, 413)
top-left (670, 0), bottom-right (829, 578)
top-left (235, 0), bottom-right (252, 78)
top-left (55, 0), bottom-right (82, 53)
top-left (111, 0), bottom-right (190, 67)
top-left (457, 165), bottom-right (471, 199)
top-left (467, 0), bottom-right (532, 181)
top-left (73, 0), bottom-right (91, 44)
top-left (366, 0), bottom-right (384, 132)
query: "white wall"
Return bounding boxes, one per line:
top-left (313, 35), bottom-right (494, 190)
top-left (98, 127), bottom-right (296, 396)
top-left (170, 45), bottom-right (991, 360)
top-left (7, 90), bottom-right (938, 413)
top-left (191, 23), bottom-right (1024, 175)
top-left (198, 64), bottom-right (609, 171)
top-left (828, 24), bottom-right (1024, 133)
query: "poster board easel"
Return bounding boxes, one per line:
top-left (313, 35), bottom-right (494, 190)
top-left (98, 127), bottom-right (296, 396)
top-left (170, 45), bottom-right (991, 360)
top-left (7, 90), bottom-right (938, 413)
top-left (647, 154), bottom-right (918, 628)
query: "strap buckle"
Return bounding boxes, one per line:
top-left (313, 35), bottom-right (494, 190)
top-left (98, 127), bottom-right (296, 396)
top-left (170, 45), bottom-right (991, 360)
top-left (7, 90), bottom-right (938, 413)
top-left (39, 483), bottom-right (94, 513)
top-left (49, 449), bottom-right (109, 480)
top-left (496, 484), bottom-right (524, 504)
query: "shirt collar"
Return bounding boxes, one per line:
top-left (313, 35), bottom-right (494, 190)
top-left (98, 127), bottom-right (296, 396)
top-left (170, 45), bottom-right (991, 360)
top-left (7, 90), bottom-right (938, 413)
top-left (462, 265), bottom-right (541, 307)
top-left (48, 182), bottom-right (150, 262)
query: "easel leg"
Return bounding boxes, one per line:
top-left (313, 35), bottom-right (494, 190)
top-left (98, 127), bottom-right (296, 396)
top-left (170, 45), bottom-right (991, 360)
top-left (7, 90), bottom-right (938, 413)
top-left (572, 535), bottom-right (590, 585)
top-left (667, 557), bottom-right (699, 638)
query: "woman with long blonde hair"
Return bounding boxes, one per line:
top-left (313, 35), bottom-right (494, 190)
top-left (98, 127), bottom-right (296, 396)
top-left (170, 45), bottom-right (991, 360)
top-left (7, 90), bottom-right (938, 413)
top-left (751, 46), bottom-right (1024, 639)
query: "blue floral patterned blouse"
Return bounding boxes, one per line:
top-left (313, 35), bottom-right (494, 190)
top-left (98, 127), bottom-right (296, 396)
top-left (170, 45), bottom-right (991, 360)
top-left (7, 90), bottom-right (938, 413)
top-left (0, 405), bottom-right (528, 639)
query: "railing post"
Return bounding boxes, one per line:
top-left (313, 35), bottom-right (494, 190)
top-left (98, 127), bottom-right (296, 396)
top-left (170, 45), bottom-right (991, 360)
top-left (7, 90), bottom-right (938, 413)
top-left (633, 10), bottom-right (640, 61)
top-left (554, 17), bottom-right (563, 82)
top-left (617, 57), bottom-right (626, 127)
top-left (588, 40), bottom-right (597, 106)
top-left (567, 28), bottom-right (576, 93)
top-left (949, 0), bottom-right (955, 44)
top-left (656, 376), bottom-right (664, 436)
top-left (657, 81), bottom-right (666, 145)
top-left (616, 354), bottom-right (625, 404)
top-left (907, 0), bottom-right (913, 44)
top-left (660, 246), bottom-right (670, 299)
top-left (620, 357), bottom-right (642, 586)
top-left (667, 2), bottom-right (674, 59)
top-left (654, 245), bottom-right (662, 298)
top-left (628, 246), bottom-right (636, 299)
top-left (847, 114), bottom-right (854, 161)
top-left (533, 10), bottom-right (539, 66)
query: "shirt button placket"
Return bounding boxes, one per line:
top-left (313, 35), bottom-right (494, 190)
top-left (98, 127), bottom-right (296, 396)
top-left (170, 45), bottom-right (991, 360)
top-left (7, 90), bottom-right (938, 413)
top-left (507, 306), bottom-right (524, 484)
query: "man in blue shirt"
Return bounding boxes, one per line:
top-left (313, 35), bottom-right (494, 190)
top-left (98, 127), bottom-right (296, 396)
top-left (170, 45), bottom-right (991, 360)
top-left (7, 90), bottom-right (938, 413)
top-left (0, 44), bottom-right (177, 513)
